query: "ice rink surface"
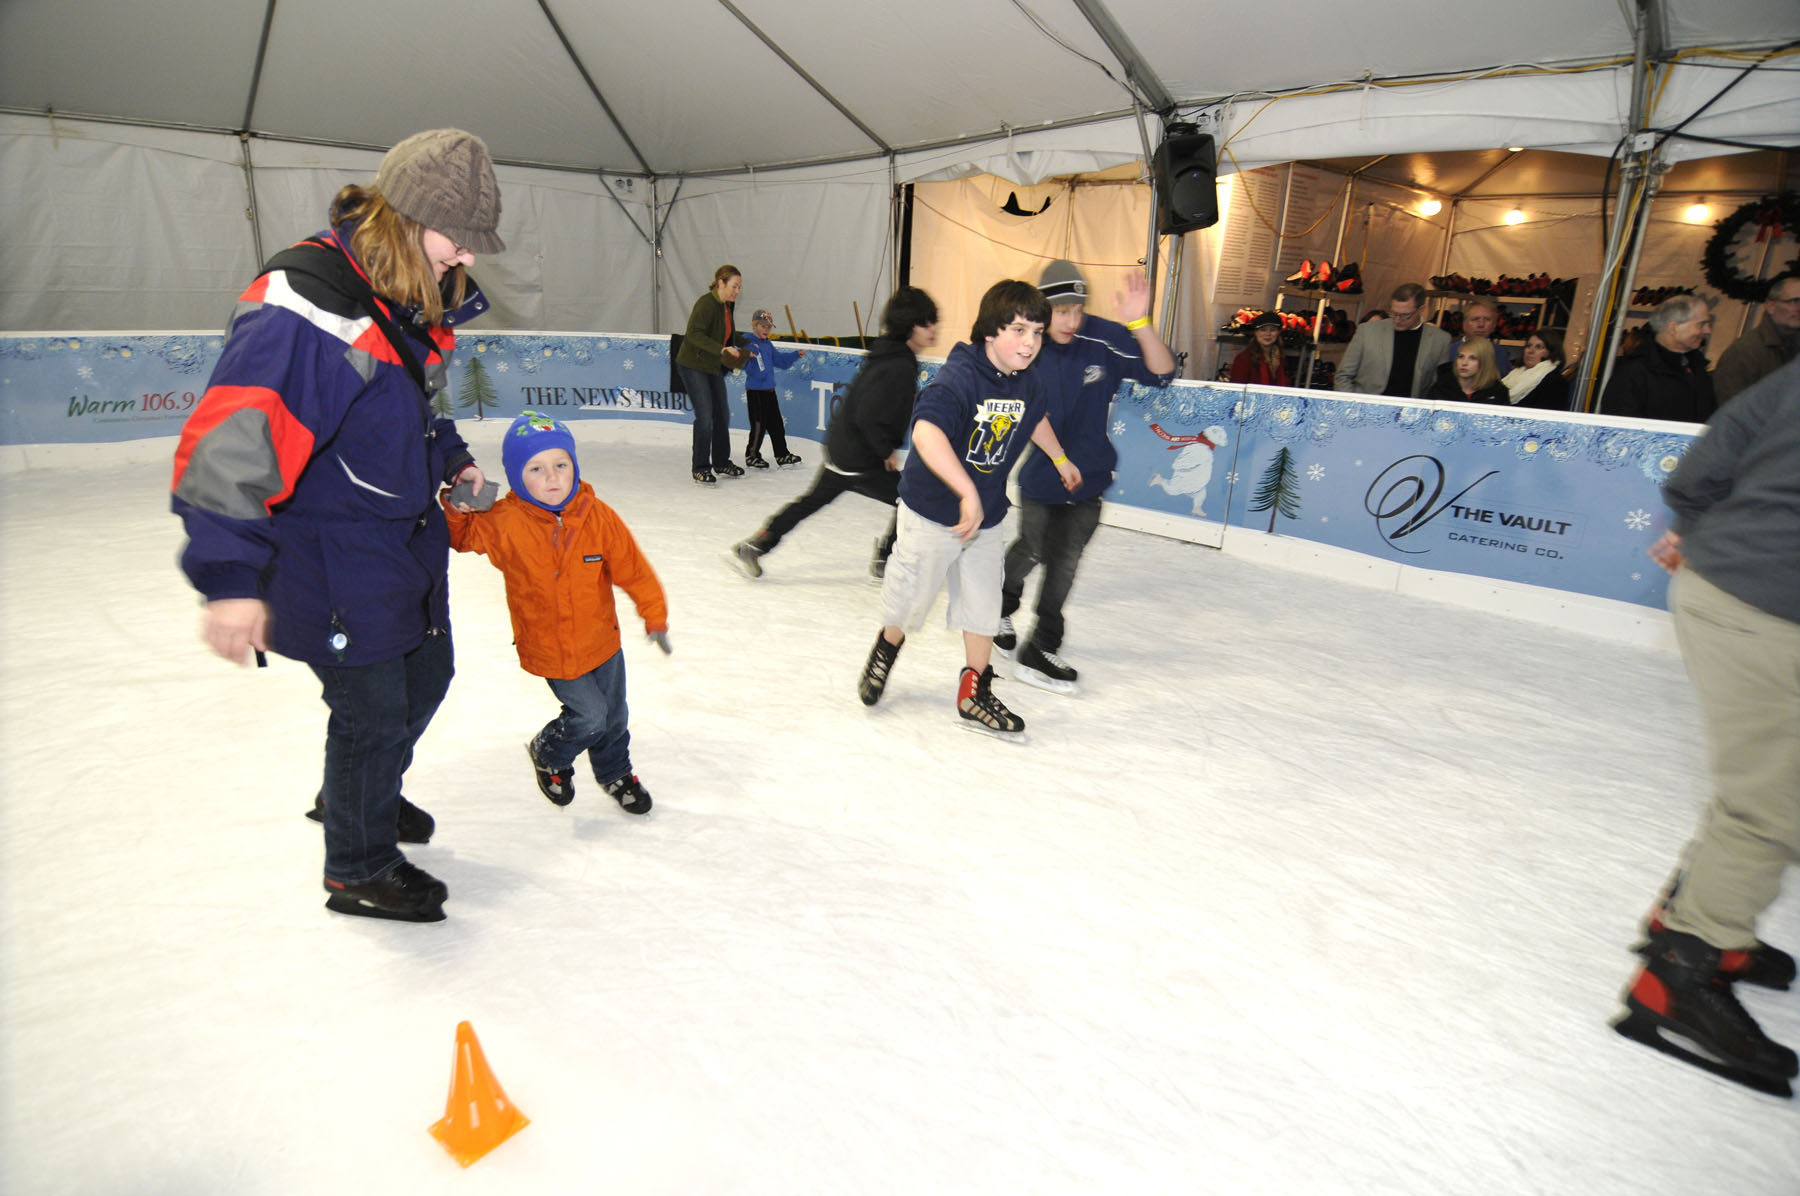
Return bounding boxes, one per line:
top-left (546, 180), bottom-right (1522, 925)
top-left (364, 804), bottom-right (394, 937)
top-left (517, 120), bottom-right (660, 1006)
top-left (3, 419), bottom-right (1796, 1194)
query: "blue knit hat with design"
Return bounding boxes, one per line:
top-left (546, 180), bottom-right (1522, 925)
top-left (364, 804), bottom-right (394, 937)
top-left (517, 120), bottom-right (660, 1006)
top-left (501, 410), bottom-right (580, 512)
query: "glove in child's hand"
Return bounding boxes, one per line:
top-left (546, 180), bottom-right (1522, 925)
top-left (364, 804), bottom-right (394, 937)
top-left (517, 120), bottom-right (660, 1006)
top-left (648, 630), bottom-right (672, 655)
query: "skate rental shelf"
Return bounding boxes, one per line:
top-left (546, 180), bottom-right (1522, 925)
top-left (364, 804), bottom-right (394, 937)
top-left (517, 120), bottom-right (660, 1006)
top-left (4, 327), bottom-right (1694, 646)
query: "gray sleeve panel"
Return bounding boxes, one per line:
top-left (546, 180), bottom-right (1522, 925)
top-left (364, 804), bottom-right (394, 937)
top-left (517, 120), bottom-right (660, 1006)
top-left (344, 344), bottom-right (379, 385)
top-left (173, 407), bottom-right (285, 521)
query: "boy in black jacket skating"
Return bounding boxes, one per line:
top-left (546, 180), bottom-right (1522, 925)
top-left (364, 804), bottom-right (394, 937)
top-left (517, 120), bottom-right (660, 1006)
top-left (731, 287), bottom-right (939, 579)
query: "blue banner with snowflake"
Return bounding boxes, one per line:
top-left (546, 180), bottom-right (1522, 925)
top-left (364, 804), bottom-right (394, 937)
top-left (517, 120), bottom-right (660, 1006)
top-left (1108, 381), bottom-right (1692, 608)
top-left (0, 331), bottom-right (873, 445)
top-left (2, 332), bottom-right (1688, 609)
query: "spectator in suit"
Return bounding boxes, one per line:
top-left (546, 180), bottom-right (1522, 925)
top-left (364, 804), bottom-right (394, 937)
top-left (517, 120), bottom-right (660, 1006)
top-left (1334, 282), bottom-right (1453, 398)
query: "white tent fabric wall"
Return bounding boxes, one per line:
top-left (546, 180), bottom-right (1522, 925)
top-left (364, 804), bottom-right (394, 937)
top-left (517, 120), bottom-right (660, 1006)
top-left (0, 118), bottom-right (259, 331)
top-left (909, 172), bottom-right (1156, 354)
top-left (653, 167), bottom-right (896, 342)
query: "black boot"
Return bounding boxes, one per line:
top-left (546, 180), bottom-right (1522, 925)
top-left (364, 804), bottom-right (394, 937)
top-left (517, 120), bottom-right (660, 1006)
top-left (307, 794), bottom-right (433, 845)
top-left (323, 859), bottom-right (448, 922)
top-left (1614, 929), bottom-right (1798, 1095)
top-left (859, 633), bottom-right (901, 706)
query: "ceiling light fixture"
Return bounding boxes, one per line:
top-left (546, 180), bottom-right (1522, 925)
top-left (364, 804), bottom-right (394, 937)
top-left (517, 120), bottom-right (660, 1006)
top-left (1684, 200), bottom-right (1711, 224)
top-left (1504, 208), bottom-right (1526, 226)
top-left (1419, 198), bottom-right (1443, 216)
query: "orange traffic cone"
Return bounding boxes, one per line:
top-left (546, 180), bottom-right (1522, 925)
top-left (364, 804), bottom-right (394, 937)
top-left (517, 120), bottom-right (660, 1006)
top-left (429, 1021), bottom-right (530, 1167)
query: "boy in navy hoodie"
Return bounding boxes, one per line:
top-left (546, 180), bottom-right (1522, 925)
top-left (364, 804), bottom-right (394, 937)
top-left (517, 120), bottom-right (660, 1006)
top-left (856, 280), bottom-right (1080, 737)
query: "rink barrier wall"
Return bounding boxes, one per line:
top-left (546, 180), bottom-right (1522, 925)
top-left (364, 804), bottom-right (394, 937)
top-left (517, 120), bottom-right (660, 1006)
top-left (2, 331), bottom-right (1693, 647)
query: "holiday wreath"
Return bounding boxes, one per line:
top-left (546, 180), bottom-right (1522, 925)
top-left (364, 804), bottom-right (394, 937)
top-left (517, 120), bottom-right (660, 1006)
top-left (1701, 192), bottom-right (1800, 302)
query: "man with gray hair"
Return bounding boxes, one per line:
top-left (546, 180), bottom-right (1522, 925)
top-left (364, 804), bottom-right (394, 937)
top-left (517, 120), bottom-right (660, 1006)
top-left (1601, 293), bottom-right (1717, 423)
top-left (1440, 297), bottom-right (1511, 378)
top-left (1712, 273), bottom-right (1800, 403)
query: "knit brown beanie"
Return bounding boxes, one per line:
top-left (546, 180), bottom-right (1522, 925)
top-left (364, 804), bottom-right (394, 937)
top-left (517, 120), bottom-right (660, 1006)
top-left (375, 129), bottom-right (505, 255)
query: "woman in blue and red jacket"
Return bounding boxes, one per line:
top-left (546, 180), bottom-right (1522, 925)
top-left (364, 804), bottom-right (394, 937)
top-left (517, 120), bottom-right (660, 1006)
top-left (171, 129), bottom-right (504, 924)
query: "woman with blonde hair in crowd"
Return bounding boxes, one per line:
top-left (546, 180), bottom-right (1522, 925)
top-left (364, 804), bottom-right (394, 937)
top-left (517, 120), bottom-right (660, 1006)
top-left (1426, 336), bottom-right (1508, 404)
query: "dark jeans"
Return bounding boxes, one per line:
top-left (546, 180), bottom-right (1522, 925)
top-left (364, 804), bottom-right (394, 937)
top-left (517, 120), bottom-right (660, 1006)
top-left (1000, 497), bottom-right (1103, 653)
top-left (310, 631), bottom-right (454, 884)
top-left (678, 364), bottom-right (732, 472)
top-left (760, 465), bottom-right (900, 552)
top-left (533, 653), bottom-right (632, 785)
top-left (745, 388), bottom-right (790, 458)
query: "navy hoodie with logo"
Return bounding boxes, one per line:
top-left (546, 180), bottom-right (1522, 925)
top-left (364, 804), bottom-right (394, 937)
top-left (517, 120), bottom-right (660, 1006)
top-left (898, 340), bottom-right (1047, 531)
top-left (1016, 314), bottom-right (1173, 505)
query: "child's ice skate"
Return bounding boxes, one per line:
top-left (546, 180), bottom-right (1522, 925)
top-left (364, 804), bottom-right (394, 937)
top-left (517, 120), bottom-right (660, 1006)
top-left (526, 738), bottom-right (574, 806)
top-left (604, 773), bottom-right (653, 815)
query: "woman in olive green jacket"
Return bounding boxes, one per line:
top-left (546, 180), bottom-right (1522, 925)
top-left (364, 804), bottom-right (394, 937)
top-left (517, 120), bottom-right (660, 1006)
top-left (677, 264), bottom-right (748, 484)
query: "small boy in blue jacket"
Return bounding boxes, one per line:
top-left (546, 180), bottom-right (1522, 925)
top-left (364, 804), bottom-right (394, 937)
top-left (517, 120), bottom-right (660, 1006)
top-left (742, 308), bottom-right (805, 468)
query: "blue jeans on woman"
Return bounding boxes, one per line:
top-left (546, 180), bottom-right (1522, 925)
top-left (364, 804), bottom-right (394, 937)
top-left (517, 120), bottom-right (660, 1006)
top-left (310, 631), bottom-right (454, 884)
top-left (678, 364), bottom-right (732, 472)
top-left (532, 652), bottom-right (632, 786)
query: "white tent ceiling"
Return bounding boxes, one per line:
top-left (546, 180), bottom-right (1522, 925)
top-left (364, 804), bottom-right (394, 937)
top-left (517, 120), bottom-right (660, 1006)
top-left (1, 2), bottom-right (1796, 344)
top-left (3, 0), bottom-right (1797, 178)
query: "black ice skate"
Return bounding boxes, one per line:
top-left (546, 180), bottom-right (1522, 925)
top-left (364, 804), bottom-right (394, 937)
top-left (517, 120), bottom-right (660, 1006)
top-left (307, 794), bottom-right (434, 844)
top-left (323, 859), bottom-right (448, 923)
top-left (526, 739), bottom-right (575, 806)
top-left (716, 461), bottom-right (746, 478)
top-left (993, 615), bottom-right (1017, 654)
top-left (604, 774), bottom-right (654, 815)
top-left (730, 537), bottom-right (768, 578)
top-left (775, 452), bottom-right (803, 467)
top-left (1014, 642), bottom-right (1079, 696)
top-left (1613, 929), bottom-right (1798, 1097)
top-left (693, 469), bottom-right (716, 486)
top-left (745, 452), bottom-right (771, 469)
top-left (958, 665), bottom-right (1027, 739)
top-left (859, 633), bottom-right (902, 706)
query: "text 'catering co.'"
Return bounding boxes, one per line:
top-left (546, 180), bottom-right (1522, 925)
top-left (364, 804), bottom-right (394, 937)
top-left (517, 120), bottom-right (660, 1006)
top-left (1108, 381), bottom-right (1696, 612)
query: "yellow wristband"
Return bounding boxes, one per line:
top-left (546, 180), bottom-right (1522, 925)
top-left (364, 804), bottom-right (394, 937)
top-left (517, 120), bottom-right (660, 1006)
top-left (1052, 454), bottom-right (1070, 466)
top-left (1124, 316), bottom-right (1151, 331)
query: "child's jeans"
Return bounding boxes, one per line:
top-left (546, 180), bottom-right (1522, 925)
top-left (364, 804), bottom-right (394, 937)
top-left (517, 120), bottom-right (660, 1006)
top-left (534, 652), bottom-right (632, 785)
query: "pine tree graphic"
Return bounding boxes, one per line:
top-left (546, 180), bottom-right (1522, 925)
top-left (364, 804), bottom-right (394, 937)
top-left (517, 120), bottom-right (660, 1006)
top-left (1248, 446), bottom-right (1302, 532)
top-left (431, 385), bottom-right (454, 418)
top-left (458, 356), bottom-right (498, 420)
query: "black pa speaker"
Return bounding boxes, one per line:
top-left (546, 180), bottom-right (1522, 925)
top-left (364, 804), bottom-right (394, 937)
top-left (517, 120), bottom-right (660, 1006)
top-left (1152, 131), bottom-right (1218, 235)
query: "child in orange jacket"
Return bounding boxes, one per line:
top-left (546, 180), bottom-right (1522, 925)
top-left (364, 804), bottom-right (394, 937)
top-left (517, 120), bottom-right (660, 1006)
top-left (444, 410), bottom-right (669, 813)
